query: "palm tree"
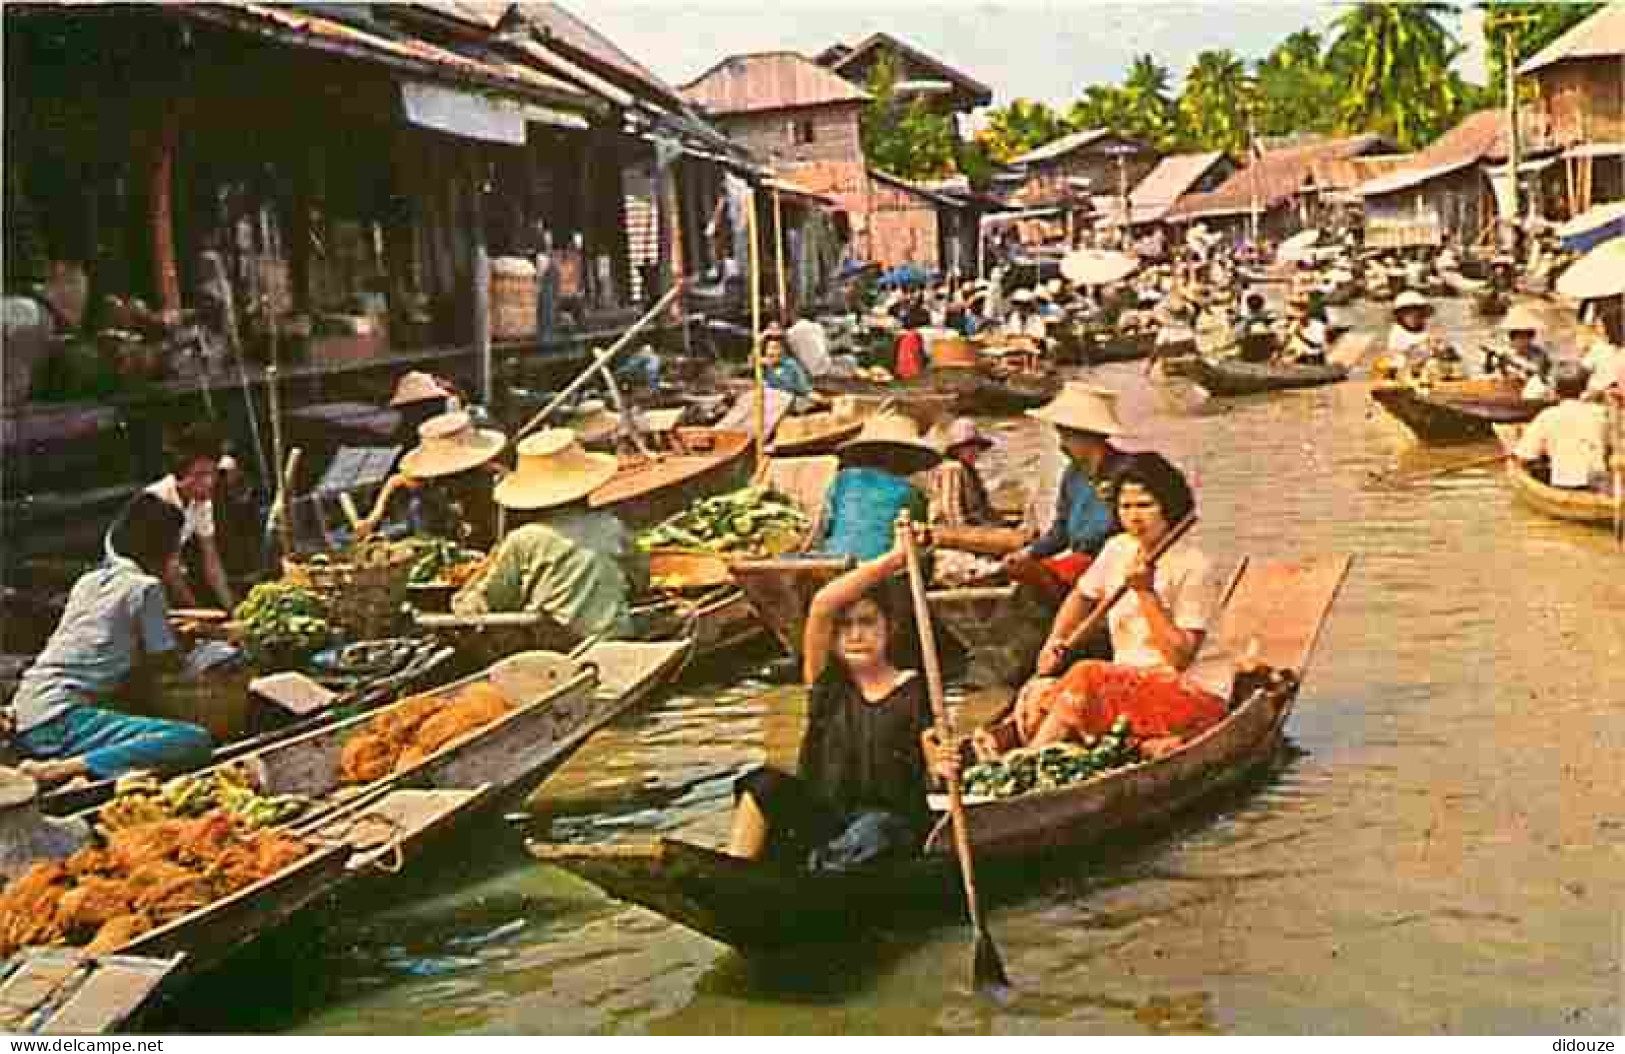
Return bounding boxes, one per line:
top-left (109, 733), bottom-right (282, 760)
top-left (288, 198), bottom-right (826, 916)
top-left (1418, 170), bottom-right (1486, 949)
top-left (1479, 2), bottom-right (1601, 88)
top-left (977, 99), bottom-right (1068, 164)
top-left (1255, 29), bottom-right (1337, 137)
top-left (1327, 2), bottom-right (1464, 149)
top-left (1067, 84), bottom-right (1131, 132)
top-left (1178, 49), bottom-right (1255, 152)
top-left (1120, 54), bottom-right (1176, 145)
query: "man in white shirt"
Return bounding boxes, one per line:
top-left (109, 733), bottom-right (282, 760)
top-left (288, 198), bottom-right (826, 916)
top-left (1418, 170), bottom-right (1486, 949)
top-left (1516, 364), bottom-right (1614, 490)
top-left (785, 317), bottom-right (833, 378)
top-left (1003, 288), bottom-right (1048, 341)
top-left (123, 425), bottom-right (236, 611)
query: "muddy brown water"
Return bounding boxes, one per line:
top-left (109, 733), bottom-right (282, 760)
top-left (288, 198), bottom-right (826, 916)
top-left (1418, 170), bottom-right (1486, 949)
top-left (165, 294), bottom-right (1623, 1034)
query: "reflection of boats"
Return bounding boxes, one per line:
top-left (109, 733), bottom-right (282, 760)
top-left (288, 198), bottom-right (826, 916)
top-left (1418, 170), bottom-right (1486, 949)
top-left (1371, 381), bottom-right (1550, 446)
top-left (1185, 356), bottom-right (1348, 397)
top-left (532, 557), bottom-right (1349, 954)
top-left (1494, 425), bottom-right (1616, 526)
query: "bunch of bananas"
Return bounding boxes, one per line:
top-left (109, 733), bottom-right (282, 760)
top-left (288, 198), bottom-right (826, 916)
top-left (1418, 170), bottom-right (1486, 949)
top-left (99, 772), bottom-right (311, 832)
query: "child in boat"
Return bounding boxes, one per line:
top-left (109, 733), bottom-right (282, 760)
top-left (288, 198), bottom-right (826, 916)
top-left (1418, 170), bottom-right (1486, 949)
top-left (813, 415), bottom-right (939, 562)
top-left (927, 418), bottom-right (999, 528)
top-left (1279, 291), bottom-right (1329, 366)
top-left (1002, 384), bottom-right (1131, 601)
top-left (451, 429), bottom-right (645, 642)
top-left (990, 452), bottom-right (1225, 760)
top-left (357, 411), bottom-right (508, 550)
top-left (727, 526), bottom-right (960, 869)
top-left (1514, 363), bottom-right (1614, 491)
top-left (9, 495), bottom-right (215, 787)
top-left (760, 325), bottom-right (827, 413)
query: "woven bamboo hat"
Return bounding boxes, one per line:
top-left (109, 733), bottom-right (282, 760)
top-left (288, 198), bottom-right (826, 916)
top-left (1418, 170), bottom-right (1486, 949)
top-left (838, 413), bottom-right (942, 475)
top-left (1393, 290), bottom-right (1433, 315)
top-left (1027, 382), bottom-right (1128, 437)
top-left (0, 769), bottom-right (91, 881)
top-left (400, 411), bottom-right (507, 479)
top-left (389, 370), bottom-right (453, 408)
top-left (493, 429), bottom-right (619, 511)
top-left (1500, 304), bottom-right (1544, 333)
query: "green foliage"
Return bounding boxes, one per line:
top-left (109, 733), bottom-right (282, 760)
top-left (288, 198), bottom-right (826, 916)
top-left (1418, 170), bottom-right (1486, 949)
top-left (1326, 2), bottom-right (1466, 149)
top-left (1177, 50), bottom-right (1256, 154)
top-left (976, 98), bottom-right (1070, 163)
top-left (859, 53), bottom-right (961, 181)
top-left (1252, 30), bottom-right (1340, 139)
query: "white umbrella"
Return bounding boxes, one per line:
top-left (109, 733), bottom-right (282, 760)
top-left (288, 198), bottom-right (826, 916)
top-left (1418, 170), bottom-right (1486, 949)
top-left (1279, 229), bottom-right (1321, 254)
top-left (1556, 237), bottom-right (1625, 300)
top-left (1061, 249), bottom-right (1138, 286)
top-left (1556, 200), bottom-right (1625, 239)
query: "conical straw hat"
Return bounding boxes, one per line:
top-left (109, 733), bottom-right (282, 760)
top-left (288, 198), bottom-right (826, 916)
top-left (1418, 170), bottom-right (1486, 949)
top-left (838, 413), bottom-right (942, 475)
top-left (493, 429), bottom-right (619, 511)
top-left (1556, 238), bottom-right (1625, 300)
top-left (389, 370), bottom-right (452, 407)
top-left (399, 411), bottom-right (507, 479)
top-left (1500, 304), bottom-right (1544, 333)
top-left (1027, 382), bottom-right (1128, 436)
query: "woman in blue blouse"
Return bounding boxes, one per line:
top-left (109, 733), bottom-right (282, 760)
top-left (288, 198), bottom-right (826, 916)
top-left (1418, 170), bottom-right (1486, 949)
top-left (815, 414), bottom-right (940, 562)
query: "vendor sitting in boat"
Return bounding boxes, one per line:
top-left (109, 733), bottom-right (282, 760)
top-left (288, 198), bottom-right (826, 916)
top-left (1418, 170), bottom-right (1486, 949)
top-left (1002, 384), bottom-right (1131, 601)
top-left (114, 423), bottom-right (236, 612)
top-left (450, 429), bottom-right (646, 642)
top-left (358, 411), bottom-right (508, 550)
top-left (984, 452), bottom-right (1224, 761)
top-left (726, 525), bottom-right (959, 868)
top-left (8, 495), bottom-right (216, 788)
top-left (1278, 290), bottom-right (1329, 366)
top-left (1232, 291), bottom-right (1273, 342)
top-left (1486, 306), bottom-right (1554, 400)
top-left (1003, 288), bottom-right (1049, 343)
top-left (1513, 363), bottom-right (1614, 492)
top-left (813, 415), bottom-right (939, 562)
top-left (1387, 291), bottom-right (1462, 384)
top-left (760, 325), bottom-right (828, 412)
top-left (927, 418), bottom-right (999, 528)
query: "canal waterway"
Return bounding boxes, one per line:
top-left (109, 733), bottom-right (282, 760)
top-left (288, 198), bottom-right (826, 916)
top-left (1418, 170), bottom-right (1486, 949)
top-left (170, 295), bottom-right (1625, 1034)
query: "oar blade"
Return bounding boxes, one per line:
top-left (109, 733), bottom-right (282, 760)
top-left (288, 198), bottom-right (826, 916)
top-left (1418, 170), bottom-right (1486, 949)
top-left (972, 928), bottom-right (1013, 1004)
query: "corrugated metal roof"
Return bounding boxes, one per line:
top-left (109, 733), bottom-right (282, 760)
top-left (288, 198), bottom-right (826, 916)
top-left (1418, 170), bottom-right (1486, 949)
top-left (1165, 134), bottom-right (1390, 220)
top-left (519, 2), bottom-right (682, 104)
top-left (1355, 110), bottom-right (1510, 198)
top-left (1006, 128), bottom-right (1114, 167)
top-left (680, 52), bottom-right (870, 116)
top-left (176, 2), bottom-right (590, 104)
top-left (823, 32), bottom-right (991, 104)
top-left (1519, 1), bottom-right (1625, 75)
top-left (1130, 151), bottom-right (1228, 208)
top-left (1308, 153), bottom-right (1410, 192)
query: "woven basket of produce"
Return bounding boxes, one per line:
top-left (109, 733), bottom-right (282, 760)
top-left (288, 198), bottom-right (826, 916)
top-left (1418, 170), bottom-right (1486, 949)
top-left (490, 256), bottom-right (538, 342)
top-left (282, 538), bottom-right (419, 639)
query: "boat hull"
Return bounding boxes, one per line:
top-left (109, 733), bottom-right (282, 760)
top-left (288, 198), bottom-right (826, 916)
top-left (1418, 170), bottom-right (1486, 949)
top-left (1370, 383), bottom-right (1550, 446)
top-left (1186, 357), bottom-right (1348, 397)
top-left (1504, 460), bottom-right (1616, 525)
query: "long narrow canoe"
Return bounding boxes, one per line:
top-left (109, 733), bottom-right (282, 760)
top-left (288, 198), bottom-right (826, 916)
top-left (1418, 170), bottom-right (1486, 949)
top-left (1371, 382), bottom-right (1551, 446)
top-left (1056, 326), bottom-right (1154, 367)
top-left (591, 428), bottom-right (754, 530)
top-left (1185, 356), bottom-right (1348, 397)
top-left (5, 641), bottom-right (688, 1033)
top-left (533, 557), bottom-right (1351, 953)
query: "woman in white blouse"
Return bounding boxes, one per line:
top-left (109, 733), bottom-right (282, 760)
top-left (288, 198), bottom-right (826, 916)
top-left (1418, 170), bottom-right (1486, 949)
top-left (1005, 451), bottom-right (1226, 757)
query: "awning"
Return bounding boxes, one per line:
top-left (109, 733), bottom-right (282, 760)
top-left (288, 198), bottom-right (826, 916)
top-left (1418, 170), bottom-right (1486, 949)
top-left (1557, 200), bottom-right (1625, 252)
top-left (1480, 156), bottom-right (1560, 178)
top-left (1564, 143), bottom-right (1625, 160)
top-left (401, 80), bottom-right (586, 144)
top-left (980, 207), bottom-right (1065, 227)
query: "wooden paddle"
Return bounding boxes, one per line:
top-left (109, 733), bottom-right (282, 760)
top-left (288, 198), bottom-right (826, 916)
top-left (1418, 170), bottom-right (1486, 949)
top-left (1058, 512), bottom-right (1198, 655)
top-left (898, 513), bottom-right (1011, 1001)
top-left (1367, 451), bottom-right (1508, 486)
top-left (1611, 399), bottom-right (1624, 549)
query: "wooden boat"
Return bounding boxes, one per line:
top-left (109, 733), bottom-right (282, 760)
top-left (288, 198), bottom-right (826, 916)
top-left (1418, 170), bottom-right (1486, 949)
top-left (1370, 380), bottom-right (1551, 446)
top-left (1493, 424), bottom-right (1617, 526)
top-left (4, 642), bottom-right (685, 1033)
top-left (590, 428), bottom-right (753, 530)
top-left (532, 557), bottom-right (1350, 953)
top-left (37, 639), bottom-right (458, 819)
top-left (953, 370), bottom-right (1062, 415)
top-left (1058, 325), bottom-right (1155, 366)
top-left (1185, 356), bottom-right (1348, 397)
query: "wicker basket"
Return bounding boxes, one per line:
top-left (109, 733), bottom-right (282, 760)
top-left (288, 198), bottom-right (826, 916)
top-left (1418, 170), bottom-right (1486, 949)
top-left (490, 256), bottom-right (538, 341)
top-left (282, 547), bottom-right (417, 640)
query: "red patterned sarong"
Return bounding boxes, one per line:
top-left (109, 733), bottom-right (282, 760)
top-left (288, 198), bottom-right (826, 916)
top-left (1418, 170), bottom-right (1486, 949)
top-left (1006, 552), bottom-right (1093, 599)
top-left (1033, 660), bottom-right (1225, 740)
top-left (895, 331), bottom-right (926, 379)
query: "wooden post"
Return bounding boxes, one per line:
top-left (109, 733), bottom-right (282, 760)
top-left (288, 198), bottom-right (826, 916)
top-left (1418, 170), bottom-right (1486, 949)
top-left (773, 187), bottom-right (789, 324)
top-left (149, 105), bottom-right (182, 316)
top-left (470, 157), bottom-right (492, 406)
top-left (748, 188), bottom-right (765, 472)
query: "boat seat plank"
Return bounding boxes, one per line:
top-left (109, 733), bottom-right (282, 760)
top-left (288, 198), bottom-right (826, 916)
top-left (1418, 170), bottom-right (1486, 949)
top-left (39, 953), bottom-right (184, 1035)
top-left (1186, 556), bottom-right (1352, 696)
top-left (0, 953), bottom-right (87, 1031)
